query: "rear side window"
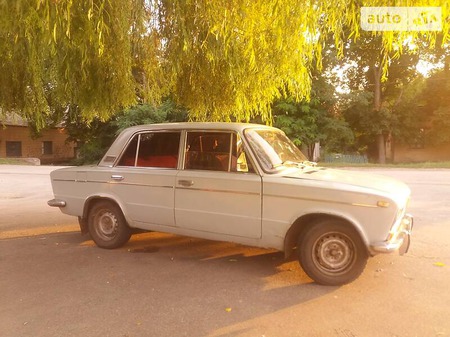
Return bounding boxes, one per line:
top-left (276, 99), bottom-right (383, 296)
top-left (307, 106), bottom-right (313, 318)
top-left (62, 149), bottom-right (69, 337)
top-left (117, 131), bottom-right (181, 168)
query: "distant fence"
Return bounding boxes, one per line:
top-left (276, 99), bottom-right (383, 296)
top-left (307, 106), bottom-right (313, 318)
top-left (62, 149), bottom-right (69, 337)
top-left (323, 153), bottom-right (368, 164)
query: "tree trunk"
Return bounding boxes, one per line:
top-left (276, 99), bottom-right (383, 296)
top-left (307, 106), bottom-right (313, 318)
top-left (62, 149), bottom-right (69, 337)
top-left (391, 134), bottom-right (396, 163)
top-left (377, 134), bottom-right (386, 164)
top-left (373, 65), bottom-right (386, 164)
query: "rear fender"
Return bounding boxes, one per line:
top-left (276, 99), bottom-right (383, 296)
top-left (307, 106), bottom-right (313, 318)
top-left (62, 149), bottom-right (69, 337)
top-left (81, 195), bottom-right (133, 230)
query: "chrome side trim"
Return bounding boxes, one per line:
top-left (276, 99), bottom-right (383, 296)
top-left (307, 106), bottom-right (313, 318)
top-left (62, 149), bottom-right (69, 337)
top-left (176, 186), bottom-right (260, 196)
top-left (351, 203), bottom-right (378, 208)
top-left (52, 178), bottom-right (174, 189)
top-left (264, 193), bottom-right (378, 208)
top-left (108, 182), bottom-right (174, 189)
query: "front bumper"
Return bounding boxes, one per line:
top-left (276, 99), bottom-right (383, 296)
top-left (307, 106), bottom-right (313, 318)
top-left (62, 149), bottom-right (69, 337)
top-left (370, 213), bottom-right (413, 255)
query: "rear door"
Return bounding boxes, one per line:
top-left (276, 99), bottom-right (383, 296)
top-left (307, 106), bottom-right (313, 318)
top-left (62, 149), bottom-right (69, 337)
top-left (175, 131), bottom-right (262, 238)
top-left (109, 130), bottom-right (181, 227)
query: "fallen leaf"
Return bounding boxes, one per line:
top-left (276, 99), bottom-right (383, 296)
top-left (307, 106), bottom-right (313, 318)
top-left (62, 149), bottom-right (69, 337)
top-left (433, 262), bottom-right (445, 267)
top-left (402, 273), bottom-right (414, 281)
top-left (225, 307), bottom-right (232, 312)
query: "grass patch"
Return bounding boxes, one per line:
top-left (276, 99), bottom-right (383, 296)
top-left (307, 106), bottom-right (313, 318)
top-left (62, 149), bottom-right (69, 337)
top-left (0, 158), bottom-right (37, 165)
top-left (319, 161), bottom-right (450, 169)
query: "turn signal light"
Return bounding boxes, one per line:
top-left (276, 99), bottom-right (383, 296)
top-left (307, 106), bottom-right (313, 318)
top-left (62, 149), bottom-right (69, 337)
top-left (377, 201), bottom-right (390, 208)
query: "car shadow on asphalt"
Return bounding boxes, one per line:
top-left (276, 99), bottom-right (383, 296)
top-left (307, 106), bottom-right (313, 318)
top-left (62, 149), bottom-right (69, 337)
top-left (61, 230), bottom-right (336, 291)
top-left (3, 230), bottom-right (339, 337)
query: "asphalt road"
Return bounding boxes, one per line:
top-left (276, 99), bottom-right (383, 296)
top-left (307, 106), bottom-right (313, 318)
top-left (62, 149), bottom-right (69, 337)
top-left (1, 165), bottom-right (449, 337)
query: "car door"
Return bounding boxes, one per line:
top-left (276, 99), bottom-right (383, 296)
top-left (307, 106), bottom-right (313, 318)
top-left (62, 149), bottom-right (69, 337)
top-left (109, 130), bottom-right (181, 228)
top-left (175, 131), bottom-right (262, 239)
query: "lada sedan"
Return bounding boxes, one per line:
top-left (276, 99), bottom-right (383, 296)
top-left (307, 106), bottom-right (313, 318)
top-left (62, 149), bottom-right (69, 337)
top-left (48, 122), bottom-right (413, 285)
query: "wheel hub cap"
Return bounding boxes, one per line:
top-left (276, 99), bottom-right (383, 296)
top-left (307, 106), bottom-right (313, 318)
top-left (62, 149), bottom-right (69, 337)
top-left (314, 234), bottom-right (354, 273)
top-left (97, 211), bottom-right (118, 238)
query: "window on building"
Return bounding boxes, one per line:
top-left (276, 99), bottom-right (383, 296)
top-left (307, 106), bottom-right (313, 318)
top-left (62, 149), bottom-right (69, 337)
top-left (6, 141), bottom-right (22, 157)
top-left (42, 141), bottom-right (53, 155)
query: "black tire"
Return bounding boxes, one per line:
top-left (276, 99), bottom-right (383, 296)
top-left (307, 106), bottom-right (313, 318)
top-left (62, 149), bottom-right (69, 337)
top-left (298, 219), bottom-right (368, 286)
top-left (88, 200), bottom-right (132, 249)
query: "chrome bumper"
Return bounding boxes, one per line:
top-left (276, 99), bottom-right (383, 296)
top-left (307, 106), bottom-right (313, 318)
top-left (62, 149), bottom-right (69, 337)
top-left (47, 199), bottom-right (66, 207)
top-left (370, 213), bottom-right (413, 255)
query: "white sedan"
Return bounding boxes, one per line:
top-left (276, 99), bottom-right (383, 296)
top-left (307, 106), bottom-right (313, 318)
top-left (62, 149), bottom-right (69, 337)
top-left (48, 122), bottom-right (413, 285)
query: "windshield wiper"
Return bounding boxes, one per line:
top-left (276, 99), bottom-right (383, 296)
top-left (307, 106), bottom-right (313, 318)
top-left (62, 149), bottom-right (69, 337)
top-left (273, 160), bottom-right (317, 169)
top-left (300, 160), bottom-right (317, 167)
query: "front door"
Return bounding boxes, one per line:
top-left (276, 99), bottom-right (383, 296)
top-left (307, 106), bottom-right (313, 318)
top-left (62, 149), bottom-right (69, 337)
top-left (175, 131), bottom-right (262, 239)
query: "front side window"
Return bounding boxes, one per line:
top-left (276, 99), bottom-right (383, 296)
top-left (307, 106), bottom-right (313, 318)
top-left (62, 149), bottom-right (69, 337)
top-left (184, 131), bottom-right (254, 173)
top-left (117, 131), bottom-right (181, 168)
top-left (244, 128), bottom-right (308, 173)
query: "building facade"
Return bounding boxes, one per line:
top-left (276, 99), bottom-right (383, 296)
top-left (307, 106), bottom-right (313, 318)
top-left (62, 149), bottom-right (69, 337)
top-left (393, 142), bottom-right (450, 163)
top-left (0, 114), bottom-right (76, 164)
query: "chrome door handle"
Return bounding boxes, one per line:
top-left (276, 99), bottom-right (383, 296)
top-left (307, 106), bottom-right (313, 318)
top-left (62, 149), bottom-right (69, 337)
top-left (111, 175), bottom-right (124, 181)
top-left (178, 179), bottom-right (194, 187)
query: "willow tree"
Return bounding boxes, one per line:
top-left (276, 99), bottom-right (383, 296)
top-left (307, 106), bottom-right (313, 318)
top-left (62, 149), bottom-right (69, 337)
top-left (0, 0), bottom-right (155, 128)
top-left (0, 0), bottom-right (449, 129)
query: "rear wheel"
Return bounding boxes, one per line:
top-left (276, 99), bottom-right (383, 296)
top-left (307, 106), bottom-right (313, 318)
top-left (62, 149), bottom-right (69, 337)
top-left (88, 200), bottom-right (131, 249)
top-left (298, 219), bottom-right (368, 285)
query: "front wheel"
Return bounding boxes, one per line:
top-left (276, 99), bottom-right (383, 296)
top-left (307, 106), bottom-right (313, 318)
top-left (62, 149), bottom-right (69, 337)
top-left (298, 220), bottom-right (368, 286)
top-left (88, 201), bottom-right (131, 249)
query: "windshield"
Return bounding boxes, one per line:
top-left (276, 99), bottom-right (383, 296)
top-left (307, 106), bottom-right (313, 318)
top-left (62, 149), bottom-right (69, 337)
top-left (244, 128), bottom-right (309, 172)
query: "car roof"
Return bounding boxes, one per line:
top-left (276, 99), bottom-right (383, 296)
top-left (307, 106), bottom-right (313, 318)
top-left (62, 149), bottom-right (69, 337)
top-left (98, 122), bottom-right (276, 167)
top-left (120, 122), bottom-right (274, 133)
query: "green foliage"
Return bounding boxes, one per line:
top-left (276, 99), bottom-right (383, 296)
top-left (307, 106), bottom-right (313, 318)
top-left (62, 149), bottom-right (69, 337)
top-left (420, 66), bottom-right (450, 144)
top-left (114, 99), bottom-right (188, 133)
top-left (65, 106), bottom-right (118, 165)
top-left (0, 0), bottom-right (140, 129)
top-left (66, 99), bottom-right (188, 164)
top-left (159, 0), bottom-right (318, 122)
top-left (341, 90), bottom-right (382, 155)
top-left (338, 31), bottom-right (431, 161)
top-left (273, 76), bottom-right (354, 157)
top-left (1, 0), bottom-right (448, 128)
top-left (388, 77), bottom-right (426, 142)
